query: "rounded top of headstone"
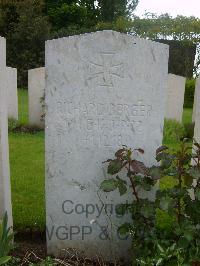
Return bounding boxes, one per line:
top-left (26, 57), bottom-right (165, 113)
top-left (45, 30), bottom-right (169, 51)
top-left (168, 73), bottom-right (186, 79)
top-left (28, 67), bottom-right (45, 73)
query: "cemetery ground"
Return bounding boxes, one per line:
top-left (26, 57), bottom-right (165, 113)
top-left (8, 89), bottom-right (194, 263)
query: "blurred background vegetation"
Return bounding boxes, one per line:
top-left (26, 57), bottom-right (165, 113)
top-left (0, 0), bottom-right (200, 87)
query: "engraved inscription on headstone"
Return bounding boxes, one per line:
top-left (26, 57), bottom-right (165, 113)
top-left (45, 31), bottom-right (169, 261)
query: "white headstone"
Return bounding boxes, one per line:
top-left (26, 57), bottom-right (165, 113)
top-left (194, 78), bottom-right (200, 143)
top-left (165, 74), bottom-right (186, 122)
top-left (6, 67), bottom-right (18, 120)
top-left (45, 31), bottom-right (169, 261)
top-left (28, 67), bottom-right (45, 128)
top-left (0, 37), bottom-right (13, 228)
top-left (192, 79), bottom-right (199, 123)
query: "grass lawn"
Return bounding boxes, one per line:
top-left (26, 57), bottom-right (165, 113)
top-left (10, 89), bottom-right (45, 230)
top-left (9, 89), bottom-right (194, 231)
top-left (183, 108), bottom-right (193, 124)
top-left (9, 132), bottom-right (45, 230)
top-left (18, 89), bottom-right (29, 125)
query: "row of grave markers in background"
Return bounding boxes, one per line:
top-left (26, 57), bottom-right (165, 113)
top-left (0, 31), bottom-right (200, 262)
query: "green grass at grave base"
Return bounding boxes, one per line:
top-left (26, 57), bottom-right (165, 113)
top-left (183, 108), bottom-right (193, 124)
top-left (9, 89), bottom-right (194, 230)
top-left (18, 88), bottom-right (29, 125)
top-left (9, 131), bottom-right (45, 230)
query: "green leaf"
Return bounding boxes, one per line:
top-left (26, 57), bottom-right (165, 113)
top-left (115, 204), bottom-right (127, 216)
top-left (116, 176), bottom-right (127, 196)
top-left (0, 256), bottom-right (11, 265)
top-left (100, 179), bottom-right (118, 192)
top-left (118, 183), bottom-right (127, 196)
top-left (157, 243), bottom-right (164, 253)
top-left (161, 156), bottom-right (173, 169)
top-left (156, 152), bottom-right (173, 169)
top-left (178, 237), bottom-right (190, 248)
top-left (141, 205), bottom-right (154, 218)
top-left (195, 189), bottom-right (200, 200)
top-left (118, 223), bottom-right (131, 235)
top-left (107, 159), bottom-right (123, 175)
top-left (142, 176), bottom-right (155, 191)
top-left (149, 166), bottom-right (162, 180)
top-left (159, 196), bottom-right (172, 211)
top-left (184, 230), bottom-right (194, 241)
top-left (183, 173), bottom-right (193, 187)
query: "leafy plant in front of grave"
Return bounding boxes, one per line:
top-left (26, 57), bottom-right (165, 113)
top-left (100, 146), bottom-right (163, 264)
top-left (100, 140), bottom-right (200, 265)
top-left (153, 140), bottom-right (200, 265)
top-left (0, 213), bottom-right (14, 265)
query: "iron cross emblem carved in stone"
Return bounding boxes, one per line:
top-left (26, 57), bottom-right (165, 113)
top-left (86, 52), bottom-right (124, 87)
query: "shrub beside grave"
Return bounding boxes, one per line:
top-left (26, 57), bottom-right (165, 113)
top-left (101, 141), bottom-right (200, 265)
top-left (0, 213), bottom-right (13, 265)
top-left (184, 122), bottom-right (195, 140)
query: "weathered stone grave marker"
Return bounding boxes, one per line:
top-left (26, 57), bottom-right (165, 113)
top-left (0, 36), bottom-right (13, 228)
top-left (28, 67), bottom-right (45, 128)
top-left (6, 67), bottom-right (18, 120)
top-left (192, 79), bottom-right (199, 123)
top-left (45, 31), bottom-right (169, 261)
top-left (165, 74), bottom-right (186, 122)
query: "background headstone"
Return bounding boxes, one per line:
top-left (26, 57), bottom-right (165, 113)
top-left (6, 67), bottom-right (18, 120)
top-left (165, 74), bottom-right (186, 122)
top-left (192, 79), bottom-right (199, 123)
top-left (194, 78), bottom-right (200, 143)
top-left (0, 36), bottom-right (13, 228)
top-left (28, 67), bottom-right (45, 128)
top-left (45, 31), bottom-right (169, 261)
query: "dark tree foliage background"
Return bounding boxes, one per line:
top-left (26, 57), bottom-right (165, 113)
top-left (157, 40), bottom-right (196, 78)
top-left (0, 1), bottom-right (198, 87)
top-left (0, 0), bottom-right (138, 86)
top-left (0, 0), bottom-right (50, 86)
